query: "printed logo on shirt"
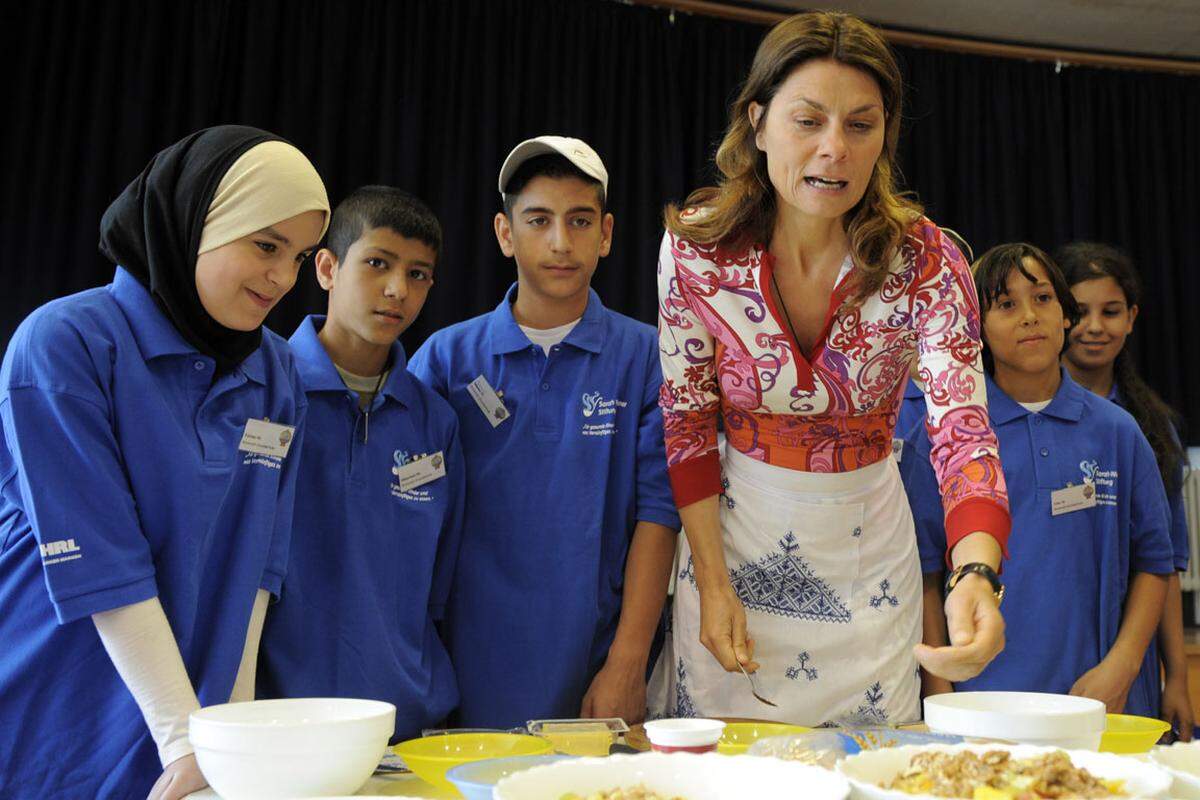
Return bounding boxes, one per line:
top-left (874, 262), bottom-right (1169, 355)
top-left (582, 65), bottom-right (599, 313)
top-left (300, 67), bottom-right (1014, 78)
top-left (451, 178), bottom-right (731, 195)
top-left (242, 453), bottom-right (284, 470)
top-left (580, 391), bottom-right (627, 436)
top-left (40, 538), bottom-right (82, 566)
top-left (391, 450), bottom-right (436, 503)
top-left (1079, 459), bottom-right (1118, 506)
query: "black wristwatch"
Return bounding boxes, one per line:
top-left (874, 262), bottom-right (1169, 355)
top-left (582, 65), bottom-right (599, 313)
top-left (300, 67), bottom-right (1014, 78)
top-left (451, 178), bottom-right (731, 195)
top-left (944, 562), bottom-right (1005, 606)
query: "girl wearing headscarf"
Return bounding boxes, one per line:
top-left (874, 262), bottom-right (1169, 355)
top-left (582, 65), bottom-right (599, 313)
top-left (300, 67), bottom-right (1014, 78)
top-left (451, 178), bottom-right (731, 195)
top-left (0, 125), bottom-right (329, 799)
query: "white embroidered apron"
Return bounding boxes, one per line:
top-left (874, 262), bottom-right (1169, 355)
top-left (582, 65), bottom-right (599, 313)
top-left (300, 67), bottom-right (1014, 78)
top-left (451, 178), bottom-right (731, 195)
top-left (648, 447), bottom-right (922, 726)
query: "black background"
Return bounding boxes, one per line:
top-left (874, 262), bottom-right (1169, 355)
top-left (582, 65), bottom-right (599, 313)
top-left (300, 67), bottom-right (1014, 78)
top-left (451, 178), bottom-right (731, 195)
top-left (7, 0), bottom-right (1198, 438)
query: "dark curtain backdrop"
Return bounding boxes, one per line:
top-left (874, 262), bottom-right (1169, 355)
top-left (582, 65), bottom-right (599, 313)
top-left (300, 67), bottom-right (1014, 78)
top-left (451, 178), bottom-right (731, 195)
top-left (7, 0), bottom-right (1198, 438)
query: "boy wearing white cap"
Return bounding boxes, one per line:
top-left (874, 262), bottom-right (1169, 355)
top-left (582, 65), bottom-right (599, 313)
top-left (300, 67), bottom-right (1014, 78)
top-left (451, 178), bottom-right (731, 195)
top-left (409, 136), bottom-right (680, 727)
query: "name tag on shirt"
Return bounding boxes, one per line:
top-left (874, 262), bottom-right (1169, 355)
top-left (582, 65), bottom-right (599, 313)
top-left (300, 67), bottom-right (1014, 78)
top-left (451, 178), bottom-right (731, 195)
top-left (395, 451), bottom-right (446, 491)
top-left (1051, 481), bottom-right (1097, 516)
top-left (238, 418), bottom-right (296, 459)
top-left (468, 375), bottom-right (510, 427)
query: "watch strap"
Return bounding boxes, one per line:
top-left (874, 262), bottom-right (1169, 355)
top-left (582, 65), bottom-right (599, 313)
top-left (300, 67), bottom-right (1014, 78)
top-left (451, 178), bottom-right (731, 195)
top-left (945, 562), bottom-right (1004, 604)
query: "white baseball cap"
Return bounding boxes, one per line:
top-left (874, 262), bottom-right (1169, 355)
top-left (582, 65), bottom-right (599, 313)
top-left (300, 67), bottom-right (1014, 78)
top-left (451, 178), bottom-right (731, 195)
top-left (498, 135), bottom-right (609, 198)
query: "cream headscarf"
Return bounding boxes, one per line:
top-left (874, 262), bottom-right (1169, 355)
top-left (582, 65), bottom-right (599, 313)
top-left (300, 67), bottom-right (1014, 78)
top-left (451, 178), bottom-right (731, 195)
top-left (99, 126), bottom-right (330, 371)
top-left (199, 139), bottom-right (330, 254)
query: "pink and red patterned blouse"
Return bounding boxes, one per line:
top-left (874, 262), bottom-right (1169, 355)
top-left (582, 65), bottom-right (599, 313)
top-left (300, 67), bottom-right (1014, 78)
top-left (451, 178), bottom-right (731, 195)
top-left (657, 216), bottom-right (1010, 553)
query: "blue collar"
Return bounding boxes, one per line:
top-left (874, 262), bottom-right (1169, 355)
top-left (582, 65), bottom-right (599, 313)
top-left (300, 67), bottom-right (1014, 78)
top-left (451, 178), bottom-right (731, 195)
top-left (986, 368), bottom-right (1087, 425)
top-left (485, 283), bottom-right (606, 355)
top-left (111, 267), bottom-right (266, 384)
top-left (904, 378), bottom-right (925, 401)
top-left (289, 315), bottom-right (412, 408)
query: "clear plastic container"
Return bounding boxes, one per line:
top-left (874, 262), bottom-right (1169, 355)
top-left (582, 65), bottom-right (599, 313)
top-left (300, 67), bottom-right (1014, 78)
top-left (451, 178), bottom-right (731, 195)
top-left (748, 726), bottom-right (964, 766)
top-left (525, 718), bottom-right (629, 756)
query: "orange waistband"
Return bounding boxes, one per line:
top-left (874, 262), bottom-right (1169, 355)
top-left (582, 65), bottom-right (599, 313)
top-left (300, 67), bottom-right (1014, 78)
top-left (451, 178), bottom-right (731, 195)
top-left (722, 405), bottom-right (896, 473)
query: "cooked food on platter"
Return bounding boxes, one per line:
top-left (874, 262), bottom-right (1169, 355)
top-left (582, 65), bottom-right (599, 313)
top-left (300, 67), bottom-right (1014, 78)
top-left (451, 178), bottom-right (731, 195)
top-left (558, 787), bottom-right (685, 800)
top-left (886, 750), bottom-right (1124, 799)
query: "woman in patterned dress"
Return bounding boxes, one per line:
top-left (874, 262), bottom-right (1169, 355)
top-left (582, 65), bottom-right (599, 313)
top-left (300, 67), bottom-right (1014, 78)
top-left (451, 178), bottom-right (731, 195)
top-left (648, 11), bottom-right (1012, 725)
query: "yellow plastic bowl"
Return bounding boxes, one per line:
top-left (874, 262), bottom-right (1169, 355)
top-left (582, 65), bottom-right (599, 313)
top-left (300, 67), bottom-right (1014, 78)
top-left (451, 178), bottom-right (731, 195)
top-left (717, 722), bottom-right (812, 755)
top-left (1099, 713), bottom-right (1171, 754)
top-left (394, 732), bottom-right (553, 791)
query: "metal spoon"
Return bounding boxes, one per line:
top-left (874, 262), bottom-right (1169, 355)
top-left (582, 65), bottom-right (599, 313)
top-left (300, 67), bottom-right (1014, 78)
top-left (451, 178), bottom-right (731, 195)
top-left (736, 660), bottom-right (778, 708)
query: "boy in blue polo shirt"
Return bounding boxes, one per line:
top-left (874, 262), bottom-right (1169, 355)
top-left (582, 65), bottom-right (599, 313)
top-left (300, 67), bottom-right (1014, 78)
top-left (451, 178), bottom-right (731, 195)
top-left (905, 243), bottom-right (1174, 714)
top-left (258, 186), bottom-right (464, 741)
top-left (409, 136), bottom-right (681, 727)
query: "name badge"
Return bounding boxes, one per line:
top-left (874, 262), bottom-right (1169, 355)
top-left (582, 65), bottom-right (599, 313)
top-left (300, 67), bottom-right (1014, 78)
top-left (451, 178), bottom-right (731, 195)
top-left (891, 437), bottom-right (904, 463)
top-left (395, 451), bottom-right (446, 491)
top-left (238, 418), bottom-right (296, 458)
top-left (1051, 481), bottom-right (1097, 516)
top-left (468, 375), bottom-right (510, 427)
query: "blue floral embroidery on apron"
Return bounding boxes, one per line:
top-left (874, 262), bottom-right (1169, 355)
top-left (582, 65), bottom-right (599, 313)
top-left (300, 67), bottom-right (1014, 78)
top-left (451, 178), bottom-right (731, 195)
top-left (674, 659), bottom-right (697, 718)
top-left (785, 651), bottom-right (819, 682)
top-left (719, 476), bottom-right (736, 510)
top-left (869, 579), bottom-right (899, 610)
top-left (678, 555), bottom-right (696, 587)
top-left (728, 533), bottom-right (852, 623)
top-left (853, 682), bottom-right (889, 724)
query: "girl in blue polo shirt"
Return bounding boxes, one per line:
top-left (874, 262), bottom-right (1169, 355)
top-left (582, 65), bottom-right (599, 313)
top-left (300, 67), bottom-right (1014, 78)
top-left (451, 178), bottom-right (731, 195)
top-left (0, 126), bottom-right (328, 799)
top-left (1058, 241), bottom-right (1193, 738)
top-left (904, 243), bottom-right (1175, 714)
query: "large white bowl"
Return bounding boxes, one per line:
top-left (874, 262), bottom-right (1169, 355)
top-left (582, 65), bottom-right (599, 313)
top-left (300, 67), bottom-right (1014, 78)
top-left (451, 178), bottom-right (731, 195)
top-left (1150, 741), bottom-right (1200, 799)
top-left (838, 743), bottom-right (1171, 799)
top-left (924, 691), bottom-right (1106, 749)
top-left (189, 697), bottom-right (395, 799)
top-left (494, 751), bottom-right (850, 799)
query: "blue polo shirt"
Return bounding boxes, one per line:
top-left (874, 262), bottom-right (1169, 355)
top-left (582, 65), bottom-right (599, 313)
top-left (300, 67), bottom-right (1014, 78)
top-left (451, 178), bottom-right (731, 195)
top-left (409, 285), bottom-right (680, 728)
top-left (1107, 384), bottom-right (1190, 722)
top-left (1107, 384), bottom-right (1190, 572)
top-left (258, 316), bottom-right (464, 742)
top-left (903, 370), bottom-right (1174, 715)
top-left (0, 267), bottom-right (306, 799)
top-left (896, 378), bottom-right (926, 439)
top-left (892, 379), bottom-right (927, 489)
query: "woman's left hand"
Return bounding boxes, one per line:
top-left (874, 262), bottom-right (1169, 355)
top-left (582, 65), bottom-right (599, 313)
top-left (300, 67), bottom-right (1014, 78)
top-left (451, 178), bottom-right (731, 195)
top-left (147, 753), bottom-right (208, 800)
top-left (914, 573), bottom-right (1004, 682)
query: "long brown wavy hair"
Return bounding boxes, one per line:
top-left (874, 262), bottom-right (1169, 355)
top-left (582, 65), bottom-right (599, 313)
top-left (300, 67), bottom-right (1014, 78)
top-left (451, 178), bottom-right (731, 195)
top-left (665, 11), bottom-right (921, 302)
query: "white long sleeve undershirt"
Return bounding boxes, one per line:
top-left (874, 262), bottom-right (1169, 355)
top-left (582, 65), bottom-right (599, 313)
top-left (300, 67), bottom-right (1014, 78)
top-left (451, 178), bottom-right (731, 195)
top-left (92, 589), bottom-right (270, 767)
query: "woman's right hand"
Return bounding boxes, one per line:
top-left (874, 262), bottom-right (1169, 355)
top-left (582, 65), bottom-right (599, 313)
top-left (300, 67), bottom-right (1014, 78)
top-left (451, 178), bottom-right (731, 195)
top-left (698, 581), bottom-right (759, 673)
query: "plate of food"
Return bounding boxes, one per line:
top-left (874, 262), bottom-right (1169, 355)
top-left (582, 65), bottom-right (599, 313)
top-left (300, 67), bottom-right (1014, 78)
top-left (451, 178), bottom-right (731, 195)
top-left (493, 751), bottom-right (850, 799)
top-left (837, 743), bottom-right (1171, 799)
top-left (1149, 741), bottom-right (1200, 799)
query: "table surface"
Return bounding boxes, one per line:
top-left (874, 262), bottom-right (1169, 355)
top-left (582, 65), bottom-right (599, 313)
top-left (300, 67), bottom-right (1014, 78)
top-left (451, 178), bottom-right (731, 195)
top-left (188, 771), bottom-right (457, 798)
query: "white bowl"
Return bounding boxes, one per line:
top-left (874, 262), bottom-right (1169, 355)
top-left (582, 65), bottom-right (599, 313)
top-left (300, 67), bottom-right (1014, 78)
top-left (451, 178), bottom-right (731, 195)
top-left (838, 743), bottom-right (1171, 799)
top-left (643, 718), bottom-right (726, 748)
top-left (494, 751), bottom-right (850, 799)
top-left (1150, 741), bottom-right (1200, 799)
top-left (189, 697), bottom-right (395, 799)
top-left (924, 691), bottom-right (1106, 749)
